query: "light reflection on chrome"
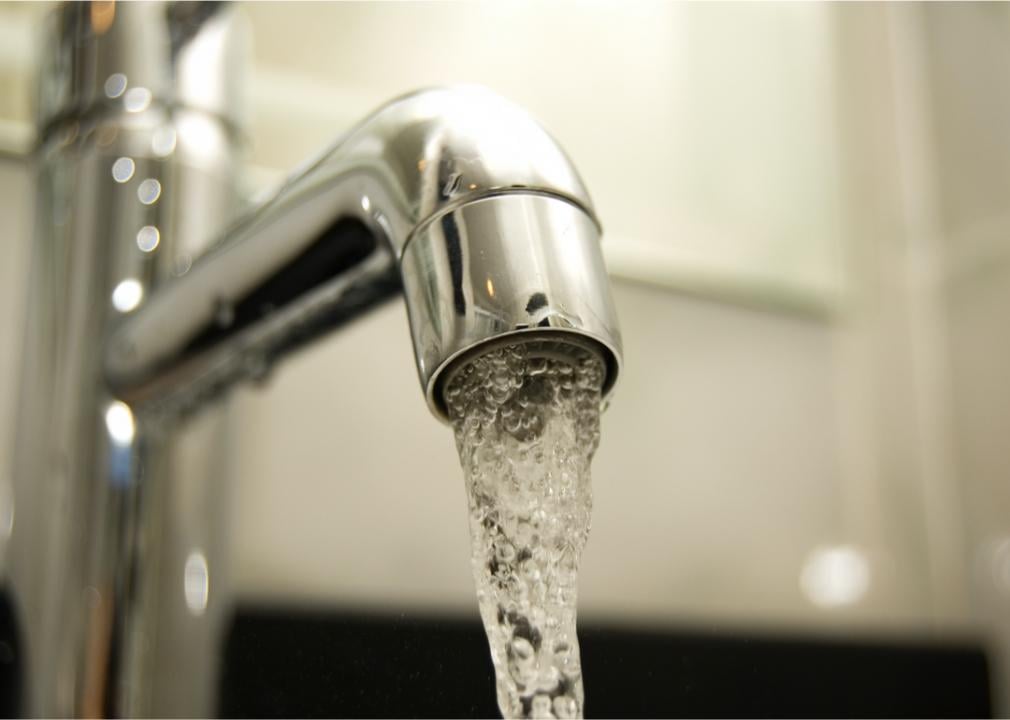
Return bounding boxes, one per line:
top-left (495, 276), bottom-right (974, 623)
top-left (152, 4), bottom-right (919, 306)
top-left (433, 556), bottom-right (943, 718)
top-left (123, 86), bottom-right (152, 113)
top-left (136, 226), bottom-right (160, 253)
top-left (987, 537), bottom-right (1010, 596)
top-left (111, 157), bottom-right (135, 183)
top-left (112, 278), bottom-right (144, 313)
top-left (103, 73), bottom-right (127, 99)
top-left (183, 551), bottom-right (209, 616)
top-left (151, 126), bottom-right (177, 157)
top-left (137, 179), bottom-right (162, 205)
top-left (800, 545), bottom-right (870, 608)
top-left (104, 401), bottom-right (135, 447)
top-left (90, 1), bottom-right (115, 34)
top-left (173, 254), bottom-right (193, 277)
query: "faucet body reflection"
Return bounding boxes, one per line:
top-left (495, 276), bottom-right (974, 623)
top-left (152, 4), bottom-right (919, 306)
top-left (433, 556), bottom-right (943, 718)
top-left (7, 2), bottom-right (621, 716)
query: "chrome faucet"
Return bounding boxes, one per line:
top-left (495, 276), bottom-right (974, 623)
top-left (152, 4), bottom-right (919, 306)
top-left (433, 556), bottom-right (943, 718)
top-left (8, 2), bottom-right (621, 716)
top-left (105, 84), bottom-right (622, 419)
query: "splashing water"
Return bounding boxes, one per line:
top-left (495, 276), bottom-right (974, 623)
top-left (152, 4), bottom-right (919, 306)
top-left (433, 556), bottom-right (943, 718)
top-left (444, 339), bottom-right (605, 719)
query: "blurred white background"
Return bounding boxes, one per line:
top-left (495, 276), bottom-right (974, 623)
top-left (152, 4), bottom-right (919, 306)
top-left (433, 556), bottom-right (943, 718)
top-left (1, 4), bottom-right (1009, 699)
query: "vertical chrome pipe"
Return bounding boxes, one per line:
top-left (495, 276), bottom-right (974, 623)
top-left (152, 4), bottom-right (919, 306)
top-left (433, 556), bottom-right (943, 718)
top-left (8, 2), bottom-right (246, 715)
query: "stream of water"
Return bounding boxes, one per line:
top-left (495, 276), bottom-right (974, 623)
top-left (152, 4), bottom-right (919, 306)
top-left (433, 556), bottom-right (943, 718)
top-left (445, 339), bottom-right (604, 719)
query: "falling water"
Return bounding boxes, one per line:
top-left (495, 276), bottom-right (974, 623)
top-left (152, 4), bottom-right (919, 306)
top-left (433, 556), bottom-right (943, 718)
top-left (444, 339), bottom-right (604, 719)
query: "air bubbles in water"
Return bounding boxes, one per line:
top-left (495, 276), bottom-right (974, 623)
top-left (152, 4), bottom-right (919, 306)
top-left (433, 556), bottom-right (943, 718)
top-left (445, 339), bottom-right (605, 719)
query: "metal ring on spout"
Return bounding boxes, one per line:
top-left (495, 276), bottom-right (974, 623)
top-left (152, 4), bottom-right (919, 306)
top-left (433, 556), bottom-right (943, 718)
top-left (435, 331), bottom-right (619, 419)
top-left (400, 192), bottom-right (622, 422)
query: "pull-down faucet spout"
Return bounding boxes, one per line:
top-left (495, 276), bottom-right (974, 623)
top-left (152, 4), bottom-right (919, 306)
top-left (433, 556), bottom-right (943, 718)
top-left (104, 86), bottom-right (623, 419)
top-left (14, 4), bottom-right (622, 715)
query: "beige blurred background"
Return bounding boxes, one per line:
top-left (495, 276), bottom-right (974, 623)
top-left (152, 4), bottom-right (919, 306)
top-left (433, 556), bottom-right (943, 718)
top-left (1, 0), bottom-right (1009, 705)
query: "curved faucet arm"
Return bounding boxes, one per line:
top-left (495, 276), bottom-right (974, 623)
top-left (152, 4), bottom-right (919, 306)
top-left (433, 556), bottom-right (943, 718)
top-left (104, 86), bottom-right (599, 416)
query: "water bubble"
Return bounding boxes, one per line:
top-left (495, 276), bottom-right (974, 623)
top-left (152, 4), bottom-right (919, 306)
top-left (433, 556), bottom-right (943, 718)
top-left (554, 642), bottom-right (582, 680)
top-left (553, 696), bottom-right (578, 719)
top-left (520, 559), bottom-right (541, 582)
top-left (444, 340), bottom-right (603, 718)
top-left (496, 542), bottom-right (516, 564)
top-left (531, 694), bottom-right (554, 719)
top-left (536, 664), bottom-right (560, 692)
top-left (510, 636), bottom-right (534, 660)
top-left (508, 637), bottom-right (538, 687)
top-left (504, 414), bottom-right (522, 433)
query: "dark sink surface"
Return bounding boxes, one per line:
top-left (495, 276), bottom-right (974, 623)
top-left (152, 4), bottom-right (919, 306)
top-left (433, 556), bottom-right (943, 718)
top-left (0, 592), bottom-right (19, 719)
top-left (0, 598), bottom-right (992, 718)
top-left (220, 606), bottom-right (992, 718)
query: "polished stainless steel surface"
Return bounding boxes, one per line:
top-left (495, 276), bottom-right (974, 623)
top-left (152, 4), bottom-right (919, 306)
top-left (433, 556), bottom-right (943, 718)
top-left (11, 2), bottom-right (245, 716)
top-left (16, 3), bottom-right (621, 717)
top-left (37, 2), bottom-right (246, 137)
top-left (105, 86), bottom-right (622, 421)
top-left (402, 193), bottom-right (620, 418)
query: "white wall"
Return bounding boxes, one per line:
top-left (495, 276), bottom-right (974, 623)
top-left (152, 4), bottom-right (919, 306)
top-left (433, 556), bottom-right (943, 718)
top-left (240, 1), bottom-right (846, 311)
top-left (226, 275), bottom-right (850, 630)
